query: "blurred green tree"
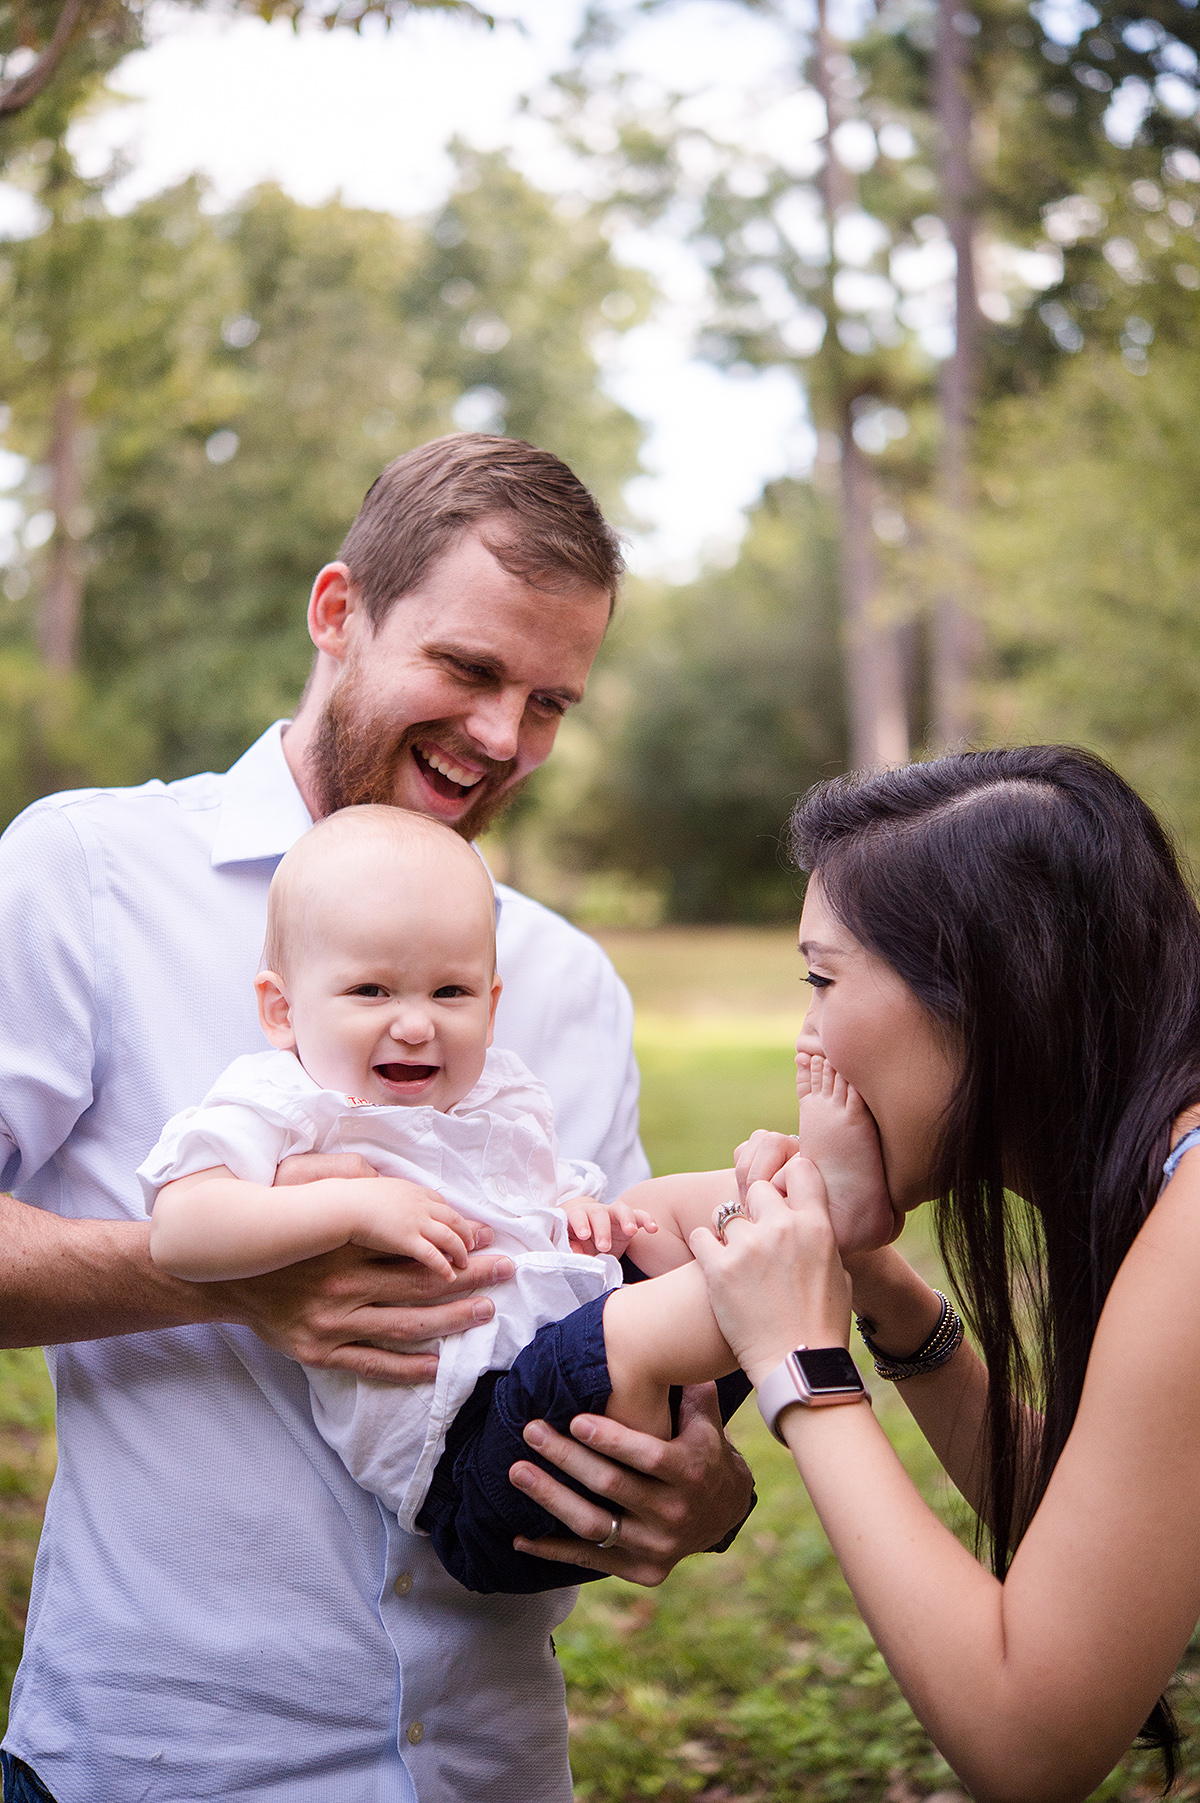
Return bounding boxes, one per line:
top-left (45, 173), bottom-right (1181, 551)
top-left (538, 476), bottom-right (846, 922)
top-left (0, 146), bottom-right (648, 812)
top-left (978, 338), bottom-right (1200, 857)
top-left (549, 0), bottom-right (1200, 760)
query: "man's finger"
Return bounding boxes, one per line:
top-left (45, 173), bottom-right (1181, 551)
top-left (311, 1343), bottom-right (440, 1383)
top-left (511, 1531), bottom-right (667, 1587)
top-left (349, 1252), bottom-right (514, 1304)
top-left (346, 1295), bottom-right (500, 1346)
top-left (506, 1457), bottom-right (644, 1546)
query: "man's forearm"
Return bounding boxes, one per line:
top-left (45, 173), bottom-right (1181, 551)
top-left (0, 1190), bottom-right (227, 1347)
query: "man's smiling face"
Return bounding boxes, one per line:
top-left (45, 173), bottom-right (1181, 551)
top-left (305, 527), bottom-right (611, 837)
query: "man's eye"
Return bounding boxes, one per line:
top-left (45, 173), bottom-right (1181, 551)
top-left (803, 973), bottom-right (832, 991)
top-left (529, 694), bottom-right (568, 719)
top-left (350, 984), bottom-right (387, 998)
top-left (433, 984), bottom-right (468, 999)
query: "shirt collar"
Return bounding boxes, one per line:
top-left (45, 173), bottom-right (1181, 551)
top-left (210, 722), bottom-right (314, 869)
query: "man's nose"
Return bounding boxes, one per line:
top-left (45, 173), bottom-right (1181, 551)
top-left (464, 689), bottom-right (525, 765)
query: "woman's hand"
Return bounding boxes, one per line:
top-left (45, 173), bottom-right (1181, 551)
top-left (690, 1158), bottom-right (852, 1385)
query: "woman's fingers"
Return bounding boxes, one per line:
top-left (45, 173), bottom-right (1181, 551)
top-left (692, 1163), bottom-right (851, 1382)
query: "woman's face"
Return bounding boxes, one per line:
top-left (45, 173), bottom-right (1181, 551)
top-left (796, 874), bottom-right (961, 1212)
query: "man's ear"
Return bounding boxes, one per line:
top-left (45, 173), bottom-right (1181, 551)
top-left (256, 971), bottom-right (297, 1049)
top-left (307, 562), bottom-right (362, 663)
top-left (485, 974), bottom-right (503, 1046)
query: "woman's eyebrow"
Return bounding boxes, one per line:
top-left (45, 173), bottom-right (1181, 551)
top-left (798, 940), bottom-right (844, 961)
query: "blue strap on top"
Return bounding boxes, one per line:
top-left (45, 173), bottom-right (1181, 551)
top-left (1163, 1124), bottom-right (1200, 1185)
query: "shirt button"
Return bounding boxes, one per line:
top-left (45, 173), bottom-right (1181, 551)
top-left (393, 1572), bottom-right (413, 1597)
top-left (407, 1723), bottom-right (424, 1745)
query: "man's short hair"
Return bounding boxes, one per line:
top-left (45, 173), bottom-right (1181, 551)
top-left (339, 434), bottom-right (625, 625)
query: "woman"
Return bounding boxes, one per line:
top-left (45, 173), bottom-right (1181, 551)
top-left (690, 746), bottom-right (1200, 1803)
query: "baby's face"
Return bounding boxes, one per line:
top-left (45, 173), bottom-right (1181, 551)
top-left (263, 850), bottom-right (500, 1111)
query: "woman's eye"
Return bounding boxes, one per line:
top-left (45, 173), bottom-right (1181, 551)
top-left (433, 985), bottom-right (468, 999)
top-left (803, 973), bottom-right (832, 991)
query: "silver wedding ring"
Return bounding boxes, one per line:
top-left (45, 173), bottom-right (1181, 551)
top-left (596, 1513), bottom-right (622, 1549)
top-left (714, 1199), bottom-right (751, 1245)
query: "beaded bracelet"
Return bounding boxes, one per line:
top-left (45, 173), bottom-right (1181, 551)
top-left (856, 1290), bottom-right (964, 1382)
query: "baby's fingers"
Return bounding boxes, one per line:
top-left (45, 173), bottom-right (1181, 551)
top-left (613, 1206), bottom-right (656, 1238)
top-left (421, 1219), bottom-right (474, 1271)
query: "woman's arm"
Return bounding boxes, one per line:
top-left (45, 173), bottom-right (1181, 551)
top-left (694, 1157), bottom-right (1200, 1803)
top-left (150, 1165), bottom-right (478, 1282)
top-left (844, 1244), bottom-right (993, 1516)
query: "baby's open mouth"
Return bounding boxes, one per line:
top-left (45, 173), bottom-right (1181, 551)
top-left (375, 1063), bottom-right (438, 1084)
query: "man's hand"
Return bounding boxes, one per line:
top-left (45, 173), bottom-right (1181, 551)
top-left (221, 1150), bottom-right (514, 1382)
top-left (506, 1383), bottom-right (754, 1587)
top-left (215, 1245), bottom-right (515, 1382)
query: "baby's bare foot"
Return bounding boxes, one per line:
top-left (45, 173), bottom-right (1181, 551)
top-left (796, 1052), bottom-right (899, 1253)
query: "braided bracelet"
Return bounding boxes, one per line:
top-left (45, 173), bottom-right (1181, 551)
top-left (856, 1290), bottom-right (964, 1382)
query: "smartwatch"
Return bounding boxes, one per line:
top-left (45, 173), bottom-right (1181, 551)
top-left (756, 1347), bottom-right (870, 1442)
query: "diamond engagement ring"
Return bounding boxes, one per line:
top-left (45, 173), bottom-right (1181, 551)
top-left (596, 1513), bottom-right (622, 1549)
top-left (714, 1199), bottom-right (751, 1244)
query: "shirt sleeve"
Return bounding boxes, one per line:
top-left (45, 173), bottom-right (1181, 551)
top-left (0, 804), bottom-right (101, 1193)
top-left (136, 1098), bottom-right (309, 1207)
top-left (554, 1157), bottom-right (607, 1204)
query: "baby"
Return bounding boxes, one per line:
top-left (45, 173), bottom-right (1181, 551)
top-left (142, 806), bottom-right (750, 1594)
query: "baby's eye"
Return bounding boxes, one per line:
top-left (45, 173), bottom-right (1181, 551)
top-left (349, 983), bottom-right (387, 998)
top-left (803, 973), bottom-right (832, 991)
top-left (433, 984), bottom-right (469, 999)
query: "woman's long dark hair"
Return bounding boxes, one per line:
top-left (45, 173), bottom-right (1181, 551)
top-left (789, 746), bottom-right (1200, 1779)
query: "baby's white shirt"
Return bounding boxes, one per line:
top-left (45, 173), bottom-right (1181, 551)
top-left (137, 1046), bottom-right (622, 1531)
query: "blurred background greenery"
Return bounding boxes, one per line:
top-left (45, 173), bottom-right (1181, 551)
top-left (2, 0), bottom-right (1200, 924)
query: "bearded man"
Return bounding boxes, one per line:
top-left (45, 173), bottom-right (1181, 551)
top-left (0, 436), bottom-right (753, 1803)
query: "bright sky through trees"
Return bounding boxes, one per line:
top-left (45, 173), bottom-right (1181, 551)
top-left (20, 0), bottom-right (822, 576)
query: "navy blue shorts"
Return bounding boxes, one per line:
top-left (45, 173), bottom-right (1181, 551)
top-left (416, 1263), bottom-right (753, 1594)
top-left (1, 1754), bottom-right (56, 1803)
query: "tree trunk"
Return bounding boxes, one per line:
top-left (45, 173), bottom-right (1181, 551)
top-left (931, 0), bottom-right (981, 748)
top-left (814, 0), bottom-right (909, 770)
top-left (37, 385), bottom-right (83, 672)
top-left (840, 418), bottom-right (909, 769)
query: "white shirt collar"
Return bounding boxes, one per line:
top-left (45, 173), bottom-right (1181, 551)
top-left (210, 721), bottom-right (313, 869)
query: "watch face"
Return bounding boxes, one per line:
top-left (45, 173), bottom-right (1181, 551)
top-left (793, 1347), bottom-right (864, 1393)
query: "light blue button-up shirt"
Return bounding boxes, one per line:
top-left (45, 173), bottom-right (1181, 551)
top-left (0, 725), bottom-right (649, 1803)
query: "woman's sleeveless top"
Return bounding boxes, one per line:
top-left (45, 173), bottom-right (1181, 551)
top-left (1163, 1124), bottom-right (1200, 1185)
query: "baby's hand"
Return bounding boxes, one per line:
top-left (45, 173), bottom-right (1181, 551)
top-left (563, 1196), bottom-right (657, 1260)
top-left (351, 1179), bottom-right (481, 1280)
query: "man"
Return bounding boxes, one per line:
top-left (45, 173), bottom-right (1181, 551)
top-left (0, 436), bottom-right (752, 1803)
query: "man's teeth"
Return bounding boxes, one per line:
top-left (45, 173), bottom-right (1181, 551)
top-left (419, 745), bottom-right (484, 789)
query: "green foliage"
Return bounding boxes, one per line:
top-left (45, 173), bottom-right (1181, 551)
top-left (0, 146), bottom-right (647, 807)
top-left (978, 340), bottom-right (1200, 861)
top-left (541, 479), bottom-right (846, 923)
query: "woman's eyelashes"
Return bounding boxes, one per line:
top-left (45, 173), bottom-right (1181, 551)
top-left (803, 972), bottom-right (832, 991)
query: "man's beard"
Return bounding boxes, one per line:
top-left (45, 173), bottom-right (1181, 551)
top-left (306, 668), bottom-right (524, 840)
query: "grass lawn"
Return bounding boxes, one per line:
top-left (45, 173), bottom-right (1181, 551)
top-left (1, 926), bottom-right (1198, 1797)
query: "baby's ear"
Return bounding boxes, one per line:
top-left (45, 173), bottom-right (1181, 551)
top-left (485, 974), bottom-right (503, 1046)
top-left (255, 971), bottom-right (297, 1049)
